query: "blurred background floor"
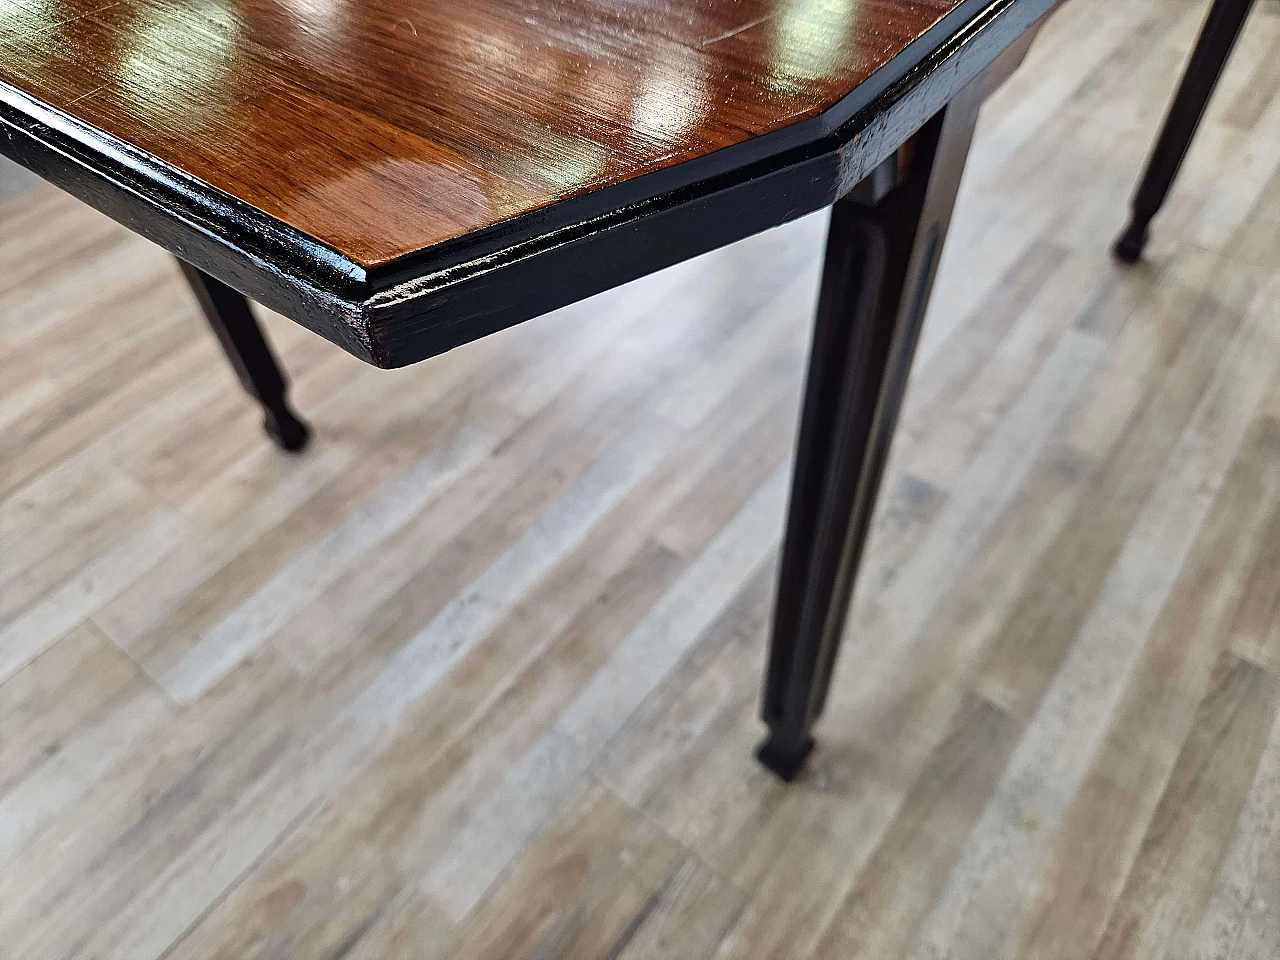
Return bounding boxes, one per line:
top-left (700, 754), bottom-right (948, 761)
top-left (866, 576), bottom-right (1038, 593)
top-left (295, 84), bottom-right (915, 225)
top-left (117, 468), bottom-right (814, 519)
top-left (4, 0), bottom-right (1280, 956)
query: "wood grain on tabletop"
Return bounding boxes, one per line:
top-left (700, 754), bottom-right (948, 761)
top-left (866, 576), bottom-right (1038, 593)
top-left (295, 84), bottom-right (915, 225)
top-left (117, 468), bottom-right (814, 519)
top-left (0, 0), bottom-right (967, 266)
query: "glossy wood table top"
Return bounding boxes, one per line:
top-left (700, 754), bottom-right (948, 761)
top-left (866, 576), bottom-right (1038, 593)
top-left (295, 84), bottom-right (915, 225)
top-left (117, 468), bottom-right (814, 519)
top-left (0, 0), bottom-right (1054, 363)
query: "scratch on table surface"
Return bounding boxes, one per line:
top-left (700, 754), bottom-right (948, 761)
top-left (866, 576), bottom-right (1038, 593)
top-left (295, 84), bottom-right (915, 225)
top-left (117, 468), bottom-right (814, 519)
top-left (700, 13), bottom-right (773, 46)
top-left (62, 0), bottom-right (123, 24)
top-left (65, 84), bottom-right (107, 107)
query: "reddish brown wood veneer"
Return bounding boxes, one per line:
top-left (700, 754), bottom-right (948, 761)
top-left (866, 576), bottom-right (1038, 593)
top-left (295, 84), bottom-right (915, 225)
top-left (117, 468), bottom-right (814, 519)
top-left (0, 0), bottom-right (965, 267)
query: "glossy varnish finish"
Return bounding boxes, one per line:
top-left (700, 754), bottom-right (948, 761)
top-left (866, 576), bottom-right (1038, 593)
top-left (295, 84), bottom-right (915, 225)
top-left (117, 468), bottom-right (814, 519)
top-left (0, 0), bottom-right (967, 267)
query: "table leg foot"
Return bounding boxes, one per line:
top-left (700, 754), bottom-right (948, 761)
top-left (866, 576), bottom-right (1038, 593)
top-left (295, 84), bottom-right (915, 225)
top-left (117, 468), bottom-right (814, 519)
top-left (264, 407), bottom-right (312, 452)
top-left (1113, 220), bottom-right (1148, 263)
top-left (756, 731), bottom-right (815, 782)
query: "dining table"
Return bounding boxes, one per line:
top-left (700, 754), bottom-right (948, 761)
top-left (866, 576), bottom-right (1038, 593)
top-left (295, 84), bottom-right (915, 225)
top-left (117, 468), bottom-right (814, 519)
top-left (0, 0), bottom-right (1059, 778)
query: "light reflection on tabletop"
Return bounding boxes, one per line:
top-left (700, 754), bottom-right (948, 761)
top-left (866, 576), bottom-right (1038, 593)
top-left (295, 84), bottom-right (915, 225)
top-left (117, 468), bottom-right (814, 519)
top-left (0, 0), bottom-right (962, 266)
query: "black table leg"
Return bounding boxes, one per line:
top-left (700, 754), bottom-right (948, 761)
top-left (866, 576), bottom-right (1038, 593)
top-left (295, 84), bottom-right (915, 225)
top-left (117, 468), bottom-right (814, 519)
top-left (177, 260), bottom-right (311, 451)
top-left (1115, 0), bottom-right (1256, 262)
top-left (757, 75), bottom-right (986, 781)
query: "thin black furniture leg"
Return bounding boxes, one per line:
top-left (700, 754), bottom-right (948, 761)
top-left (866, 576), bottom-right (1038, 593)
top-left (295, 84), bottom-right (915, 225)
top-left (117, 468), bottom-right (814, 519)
top-left (1115, 0), bottom-right (1256, 262)
top-left (177, 260), bottom-right (311, 451)
top-left (757, 75), bottom-right (987, 781)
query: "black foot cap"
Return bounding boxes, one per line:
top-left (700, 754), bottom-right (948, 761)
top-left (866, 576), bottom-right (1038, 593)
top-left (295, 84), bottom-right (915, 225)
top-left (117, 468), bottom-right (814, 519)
top-left (1113, 221), bottom-right (1148, 264)
top-left (264, 409), bottom-right (312, 452)
top-left (755, 732), bottom-right (815, 782)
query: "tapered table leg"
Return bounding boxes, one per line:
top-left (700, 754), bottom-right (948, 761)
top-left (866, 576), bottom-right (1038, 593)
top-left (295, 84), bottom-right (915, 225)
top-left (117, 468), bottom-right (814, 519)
top-left (177, 261), bottom-right (311, 451)
top-left (757, 75), bottom-right (987, 781)
top-left (1115, 0), bottom-right (1256, 262)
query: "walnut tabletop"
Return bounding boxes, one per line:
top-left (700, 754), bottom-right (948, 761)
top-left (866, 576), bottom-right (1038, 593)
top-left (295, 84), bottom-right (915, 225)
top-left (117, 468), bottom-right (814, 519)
top-left (1, 0), bottom-right (977, 263)
top-left (0, 0), bottom-right (1053, 365)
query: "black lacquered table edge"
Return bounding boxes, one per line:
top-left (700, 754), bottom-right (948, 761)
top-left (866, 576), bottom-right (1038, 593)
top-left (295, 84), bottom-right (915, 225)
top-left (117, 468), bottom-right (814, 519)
top-left (0, 0), bottom-right (1053, 368)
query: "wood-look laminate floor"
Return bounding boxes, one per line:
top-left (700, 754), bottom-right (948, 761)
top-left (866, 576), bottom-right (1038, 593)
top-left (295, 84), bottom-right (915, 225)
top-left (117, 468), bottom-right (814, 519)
top-left (4, 0), bottom-right (1280, 956)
